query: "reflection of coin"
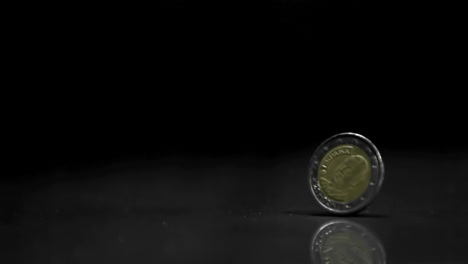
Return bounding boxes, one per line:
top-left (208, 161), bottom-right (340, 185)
top-left (309, 133), bottom-right (384, 214)
top-left (311, 219), bottom-right (386, 264)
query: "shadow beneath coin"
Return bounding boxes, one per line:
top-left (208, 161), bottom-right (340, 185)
top-left (282, 210), bottom-right (389, 218)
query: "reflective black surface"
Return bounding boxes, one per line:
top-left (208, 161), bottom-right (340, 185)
top-left (3, 149), bottom-right (467, 263)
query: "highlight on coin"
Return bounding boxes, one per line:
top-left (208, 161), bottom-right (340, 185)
top-left (310, 219), bottom-right (386, 264)
top-left (309, 132), bottom-right (384, 214)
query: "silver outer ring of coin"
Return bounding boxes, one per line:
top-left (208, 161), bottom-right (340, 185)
top-left (308, 132), bottom-right (384, 214)
top-left (310, 219), bottom-right (386, 264)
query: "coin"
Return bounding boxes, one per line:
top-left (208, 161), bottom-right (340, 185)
top-left (309, 132), bottom-right (384, 214)
top-left (310, 219), bottom-right (386, 264)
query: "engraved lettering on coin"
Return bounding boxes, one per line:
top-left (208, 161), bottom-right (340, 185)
top-left (318, 145), bottom-right (371, 203)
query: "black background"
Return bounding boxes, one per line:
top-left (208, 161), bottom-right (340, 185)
top-left (3, 6), bottom-right (467, 264)
top-left (7, 11), bottom-right (466, 175)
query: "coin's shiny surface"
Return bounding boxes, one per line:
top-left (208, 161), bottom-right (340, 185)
top-left (318, 144), bottom-right (372, 203)
top-left (309, 133), bottom-right (384, 214)
top-left (311, 219), bottom-right (386, 264)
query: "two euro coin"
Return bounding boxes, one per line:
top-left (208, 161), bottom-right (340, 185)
top-left (309, 132), bottom-right (384, 214)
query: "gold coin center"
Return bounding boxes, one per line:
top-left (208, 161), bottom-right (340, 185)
top-left (318, 145), bottom-right (371, 203)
